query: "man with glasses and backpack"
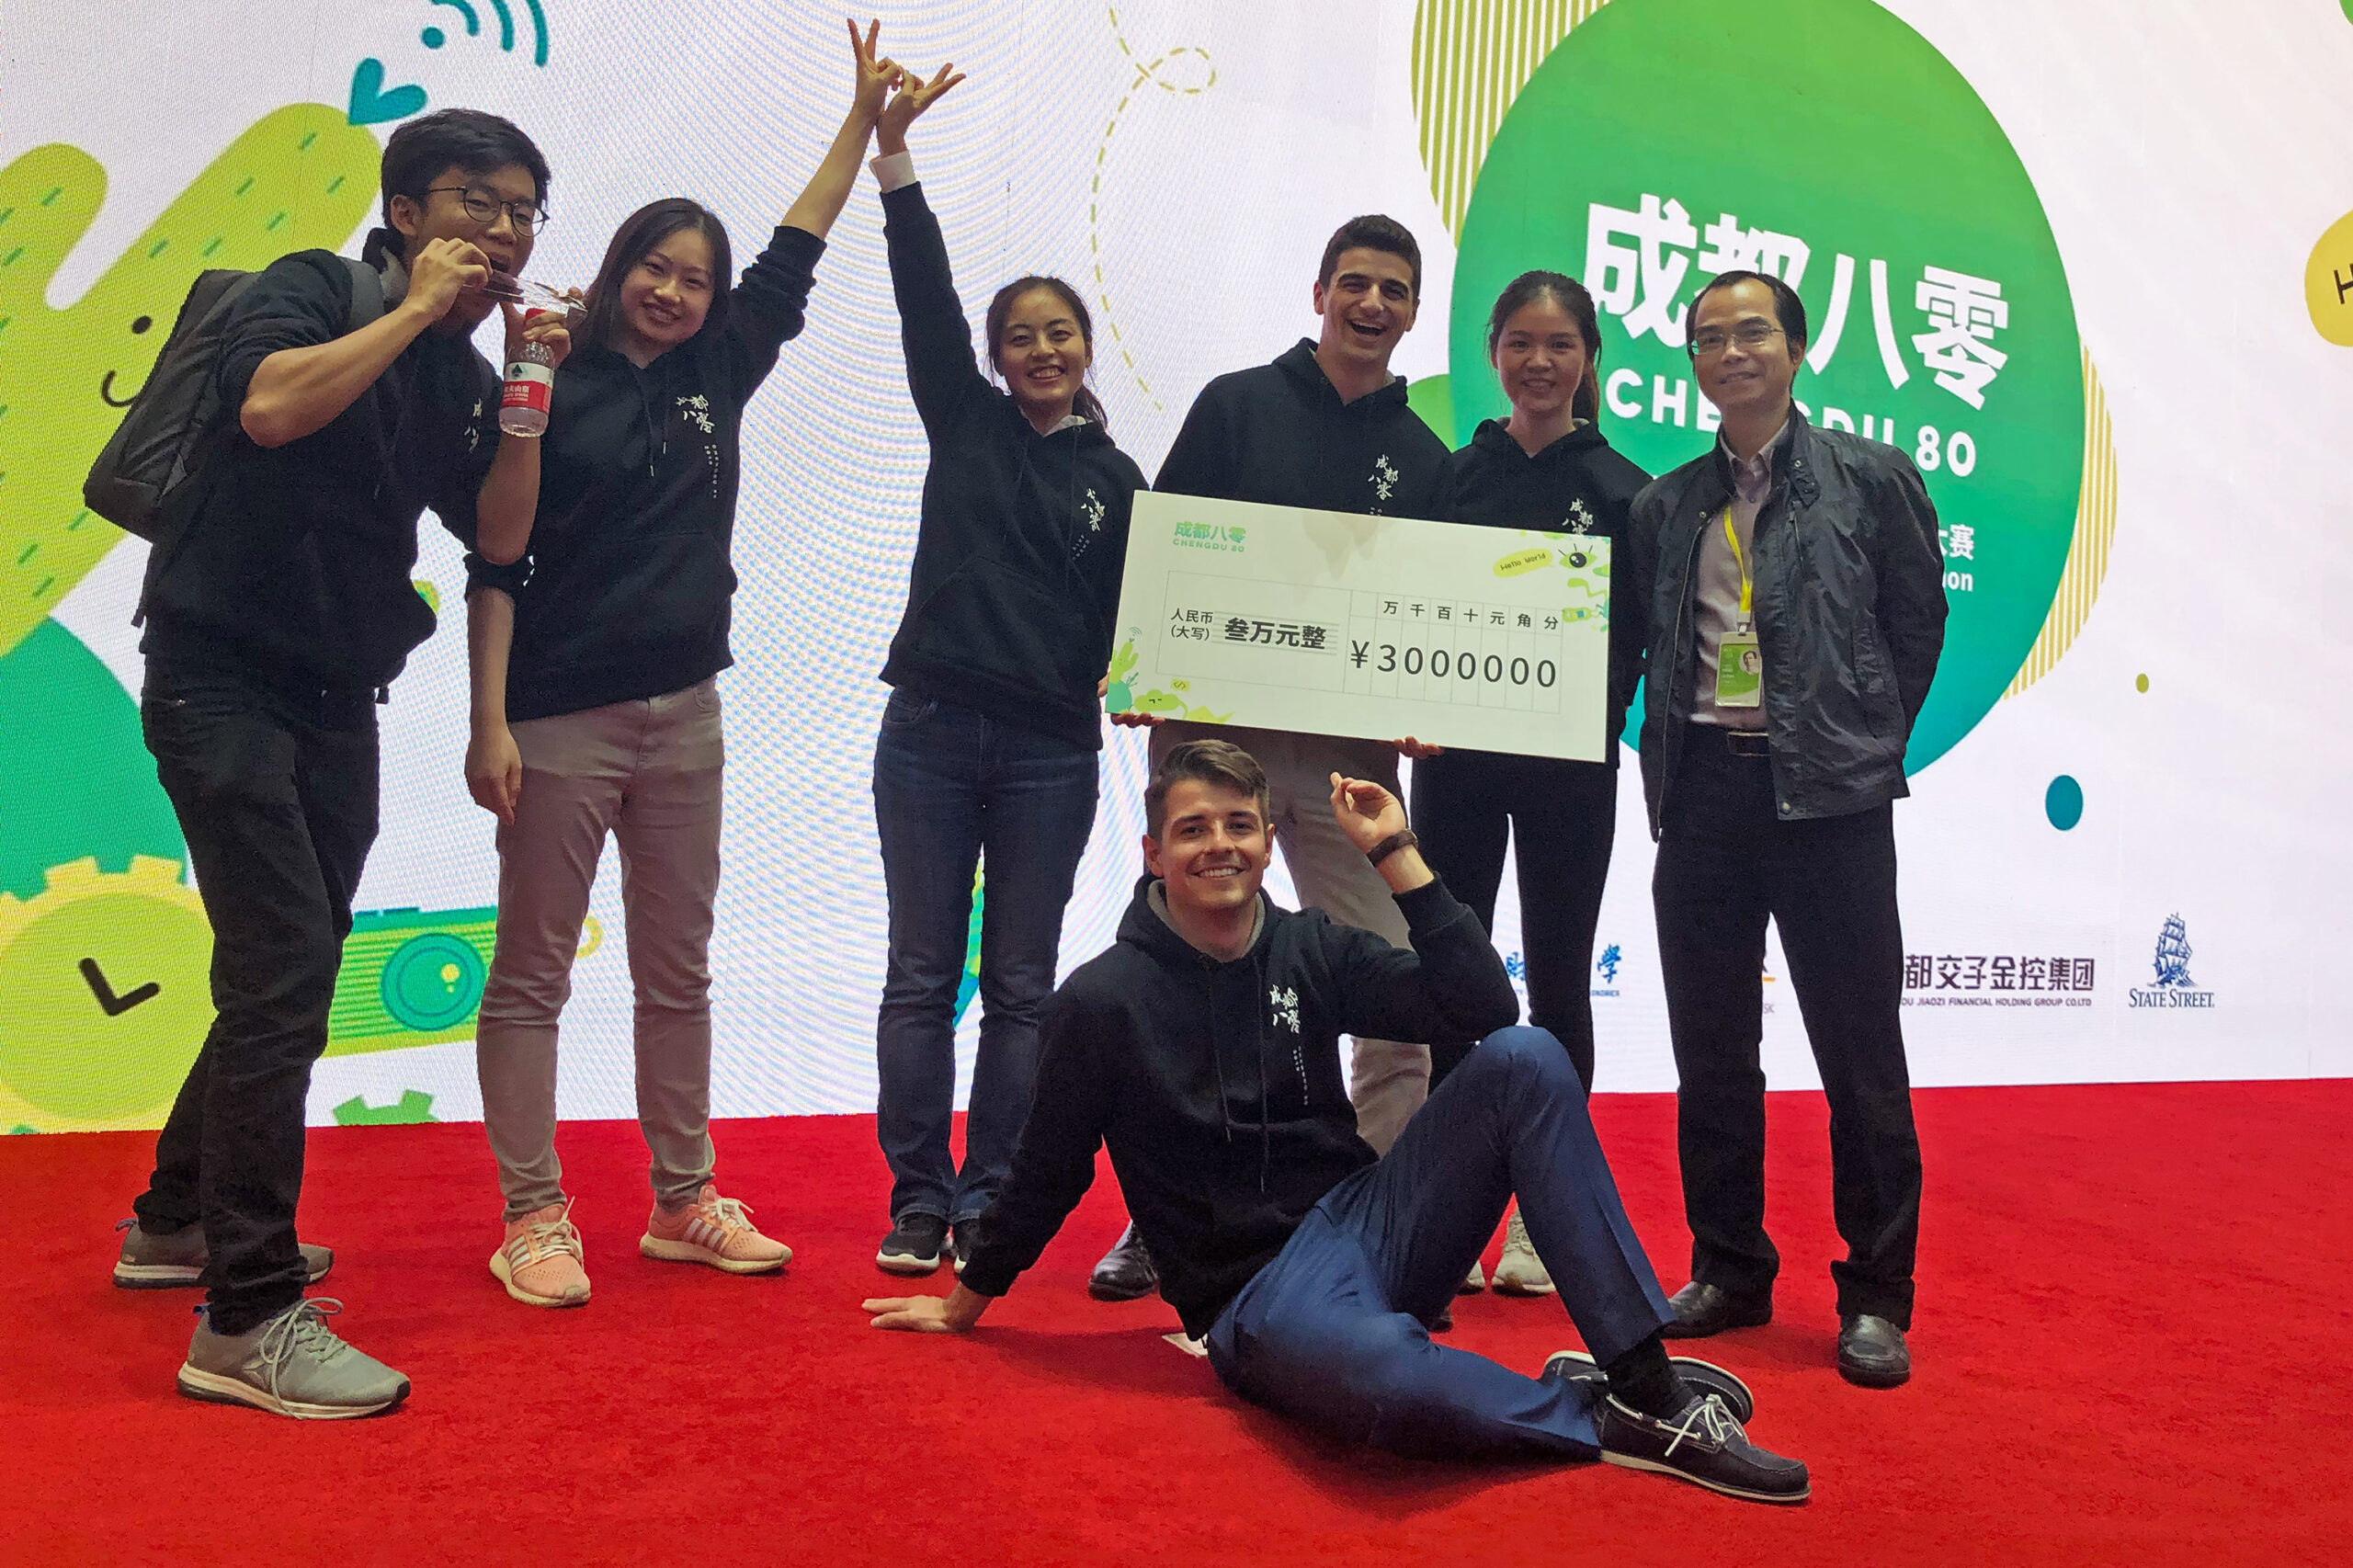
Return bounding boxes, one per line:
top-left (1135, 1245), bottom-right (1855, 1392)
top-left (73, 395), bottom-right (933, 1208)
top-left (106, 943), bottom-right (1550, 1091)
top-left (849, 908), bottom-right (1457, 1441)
top-left (97, 108), bottom-right (559, 1419)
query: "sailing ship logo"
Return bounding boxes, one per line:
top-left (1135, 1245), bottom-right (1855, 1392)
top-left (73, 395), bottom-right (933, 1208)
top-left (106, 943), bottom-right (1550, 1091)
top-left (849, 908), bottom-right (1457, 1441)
top-left (2151, 914), bottom-right (2195, 989)
top-left (2130, 913), bottom-right (2215, 1009)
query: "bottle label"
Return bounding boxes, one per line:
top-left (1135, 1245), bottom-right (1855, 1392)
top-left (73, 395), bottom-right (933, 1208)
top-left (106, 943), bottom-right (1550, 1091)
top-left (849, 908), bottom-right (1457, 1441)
top-left (501, 360), bottom-right (555, 415)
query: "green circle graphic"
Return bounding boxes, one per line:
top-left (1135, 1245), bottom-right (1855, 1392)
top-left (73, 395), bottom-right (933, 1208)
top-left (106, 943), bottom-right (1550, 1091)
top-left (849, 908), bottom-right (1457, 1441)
top-left (380, 932), bottom-right (485, 1032)
top-left (1453, 0), bottom-right (2084, 771)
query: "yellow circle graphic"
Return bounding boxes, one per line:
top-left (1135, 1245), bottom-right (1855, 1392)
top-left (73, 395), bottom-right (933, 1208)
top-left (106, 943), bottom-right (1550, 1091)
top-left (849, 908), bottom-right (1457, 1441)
top-left (2306, 208), bottom-right (2353, 347)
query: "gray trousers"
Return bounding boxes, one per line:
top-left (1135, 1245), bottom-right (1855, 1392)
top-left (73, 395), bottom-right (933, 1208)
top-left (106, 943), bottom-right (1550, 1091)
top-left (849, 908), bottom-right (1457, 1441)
top-left (1150, 722), bottom-right (1427, 1152)
top-left (476, 678), bottom-right (724, 1220)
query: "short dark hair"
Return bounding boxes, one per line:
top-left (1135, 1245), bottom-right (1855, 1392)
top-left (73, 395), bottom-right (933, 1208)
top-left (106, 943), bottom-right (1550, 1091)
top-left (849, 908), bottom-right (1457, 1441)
top-left (1684, 268), bottom-right (1807, 355)
top-left (1486, 270), bottom-right (1605, 425)
top-left (1145, 739), bottom-right (1271, 839)
top-left (1320, 215), bottom-right (1422, 299)
top-left (378, 108), bottom-right (551, 254)
top-left (580, 199), bottom-right (733, 356)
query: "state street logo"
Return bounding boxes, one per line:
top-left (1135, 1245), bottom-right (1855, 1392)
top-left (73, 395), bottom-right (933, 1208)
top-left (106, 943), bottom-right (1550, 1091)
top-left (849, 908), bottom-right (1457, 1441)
top-left (1452, 0), bottom-right (2084, 772)
top-left (2130, 914), bottom-right (2216, 1010)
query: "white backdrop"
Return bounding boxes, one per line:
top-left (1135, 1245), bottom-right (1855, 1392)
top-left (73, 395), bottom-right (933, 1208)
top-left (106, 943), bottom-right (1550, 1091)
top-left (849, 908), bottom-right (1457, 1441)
top-left (6, 0), bottom-right (2349, 1134)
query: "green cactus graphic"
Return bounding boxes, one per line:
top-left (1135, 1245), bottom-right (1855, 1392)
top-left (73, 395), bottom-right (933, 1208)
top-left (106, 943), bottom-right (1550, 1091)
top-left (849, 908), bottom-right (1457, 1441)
top-left (0, 103), bottom-right (381, 656)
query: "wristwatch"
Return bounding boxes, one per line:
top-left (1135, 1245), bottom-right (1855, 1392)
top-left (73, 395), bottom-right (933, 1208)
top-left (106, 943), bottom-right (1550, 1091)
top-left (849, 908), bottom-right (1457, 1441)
top-left (1366, 829), bottom-right (1419, 867)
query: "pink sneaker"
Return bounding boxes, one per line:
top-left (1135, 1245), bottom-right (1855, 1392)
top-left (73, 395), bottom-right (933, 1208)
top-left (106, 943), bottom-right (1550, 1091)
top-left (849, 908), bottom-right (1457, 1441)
top-left (489, 1200), bottom-right (590, 1307)
top-left (640, 1184), bottom-right (790, 1274)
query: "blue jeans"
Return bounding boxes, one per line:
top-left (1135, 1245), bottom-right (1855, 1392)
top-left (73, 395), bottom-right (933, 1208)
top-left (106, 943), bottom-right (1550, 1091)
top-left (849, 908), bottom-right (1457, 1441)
top-left (1205, 1028), bottom-right (1674, 1460)
top-left (872, 689), bottom-right (1099, 1223)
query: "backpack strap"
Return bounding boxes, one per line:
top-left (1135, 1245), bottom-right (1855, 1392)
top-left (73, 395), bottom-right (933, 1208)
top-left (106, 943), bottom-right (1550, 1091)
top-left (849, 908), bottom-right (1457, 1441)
top-left (342, 256), bottom-right (387, 333)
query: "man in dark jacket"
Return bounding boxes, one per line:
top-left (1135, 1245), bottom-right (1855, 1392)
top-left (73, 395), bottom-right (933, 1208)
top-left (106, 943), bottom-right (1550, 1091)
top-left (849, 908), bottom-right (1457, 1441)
top-left (109, 109), bottom-right (553, 1418)
top-left (1091, 214), bottom-right (1453, 1303)
top-left (865, 740), bottom-right (1809, 1505)
top-left (1622, 269), bottom-right (1947, 1389)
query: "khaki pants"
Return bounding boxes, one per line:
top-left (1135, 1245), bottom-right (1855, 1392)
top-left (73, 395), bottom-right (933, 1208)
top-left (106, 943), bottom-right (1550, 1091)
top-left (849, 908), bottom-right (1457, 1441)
top-left (476, 679), bottom-right (724, 1220)
top-left (1150, 722), bottom-right (1428, 1153)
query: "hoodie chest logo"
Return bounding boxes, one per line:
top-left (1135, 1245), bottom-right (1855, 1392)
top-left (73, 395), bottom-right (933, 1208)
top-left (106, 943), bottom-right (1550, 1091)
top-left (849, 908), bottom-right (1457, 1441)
top-left (1563, 496), bottom-right (1597, 533)
top-left (1268, 983), bottom-right (1301, 1034)
top-left (1083, 487), bottom-right (1106, 532)
top-left (676, 393), bottom-right (721, 496)
top-left (465, 397), bottom-right (484, 453)
top-left (1370, 454), bottom-right (1400, 506)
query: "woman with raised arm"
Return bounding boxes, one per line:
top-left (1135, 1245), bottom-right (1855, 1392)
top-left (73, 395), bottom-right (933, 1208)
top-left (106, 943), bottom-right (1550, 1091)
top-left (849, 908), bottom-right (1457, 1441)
top-left (864, 62), bottom-right (1146, 1278)
top-left (1407, 270), bottom-right (1652, 1299)
top-left (460, 22), bottom-right (904, 1310)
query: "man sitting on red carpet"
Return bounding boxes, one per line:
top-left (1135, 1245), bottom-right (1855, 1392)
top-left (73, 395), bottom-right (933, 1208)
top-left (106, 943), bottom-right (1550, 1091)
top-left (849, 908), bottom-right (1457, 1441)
top-left (864, 739), bottom-right (1809, 1504)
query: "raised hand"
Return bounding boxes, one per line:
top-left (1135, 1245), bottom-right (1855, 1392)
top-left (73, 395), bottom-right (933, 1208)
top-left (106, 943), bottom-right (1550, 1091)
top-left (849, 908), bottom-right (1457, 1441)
top-left (1392, 736), bottom-right (1445, 759)
top-left (1328, 771), bottom-right (1409, 856)
top-left (405, 235), bottom-right (493, 323)
top-left (848, 17), bottom-right (901, 127)
top-left (876, 59), bottom-right (968, 154)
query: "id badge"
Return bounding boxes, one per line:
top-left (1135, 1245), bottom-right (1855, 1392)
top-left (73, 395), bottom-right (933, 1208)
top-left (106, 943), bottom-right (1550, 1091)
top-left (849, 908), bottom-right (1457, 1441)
top-left (1715, 631), bottom-right (1763, 708)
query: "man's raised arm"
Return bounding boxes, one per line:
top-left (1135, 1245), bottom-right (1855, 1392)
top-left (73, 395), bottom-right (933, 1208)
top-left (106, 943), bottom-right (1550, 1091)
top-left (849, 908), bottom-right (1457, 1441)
top-left (1322, 772), bottom-right (1520, 1050)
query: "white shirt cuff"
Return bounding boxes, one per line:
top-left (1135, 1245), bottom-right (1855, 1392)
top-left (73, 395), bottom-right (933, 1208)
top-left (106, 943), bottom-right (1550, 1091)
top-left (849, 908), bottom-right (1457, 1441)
top-left (870, 152), bottom-right (917, 193)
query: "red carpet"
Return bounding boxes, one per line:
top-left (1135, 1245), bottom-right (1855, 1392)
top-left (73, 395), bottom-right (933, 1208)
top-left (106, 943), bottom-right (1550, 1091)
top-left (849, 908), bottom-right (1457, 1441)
top-left (4, 1080), bottom-right (2347, 1566)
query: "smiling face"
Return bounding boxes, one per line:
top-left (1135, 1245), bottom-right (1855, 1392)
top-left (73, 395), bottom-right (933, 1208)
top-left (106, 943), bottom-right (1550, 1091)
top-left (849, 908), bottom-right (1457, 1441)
top-left (1689, 277), bottom-right (1803, 427)
top-left (389, 160), bottom-right (543, 332)
top-left (993, 284), bottom-right (1093, 426)
top-left (616, 224), bottom-right (717, 360)
top-left (1492, 295), bottom-right (1590, 426)
top-left (1144, 779), bottom-right (1272, 921)
top-left (1314, 246), bottom-right (1419, 377)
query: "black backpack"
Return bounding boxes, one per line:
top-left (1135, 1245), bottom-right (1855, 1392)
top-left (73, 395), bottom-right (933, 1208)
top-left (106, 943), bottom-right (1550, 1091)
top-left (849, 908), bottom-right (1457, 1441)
top-left (84, 256), bottom-right (385, 540)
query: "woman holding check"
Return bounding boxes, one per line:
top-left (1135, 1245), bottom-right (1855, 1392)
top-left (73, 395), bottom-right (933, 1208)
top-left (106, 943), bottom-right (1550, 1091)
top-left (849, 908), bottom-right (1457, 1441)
top-left (1404, 270), bottom-right (1652, 1297)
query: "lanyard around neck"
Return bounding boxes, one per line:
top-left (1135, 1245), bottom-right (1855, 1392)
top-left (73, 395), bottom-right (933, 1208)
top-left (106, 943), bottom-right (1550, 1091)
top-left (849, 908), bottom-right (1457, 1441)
top-left (1720, 504), bottom-right (1753, 619)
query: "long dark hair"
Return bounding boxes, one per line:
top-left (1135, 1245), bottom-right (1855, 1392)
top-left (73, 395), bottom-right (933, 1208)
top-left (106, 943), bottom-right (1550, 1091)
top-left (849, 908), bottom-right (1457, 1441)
top-left (580, 198), bottom-right (734, 357)
top-left (984, 275), bottom-right (1110, 433)
top-left (1486, 269), bottom-right (1604, 425)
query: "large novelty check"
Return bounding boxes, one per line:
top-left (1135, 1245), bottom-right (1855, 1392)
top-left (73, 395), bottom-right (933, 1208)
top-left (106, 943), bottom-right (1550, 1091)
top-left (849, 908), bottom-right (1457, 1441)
top-left (1104, 494), bottom-right (1613, 761)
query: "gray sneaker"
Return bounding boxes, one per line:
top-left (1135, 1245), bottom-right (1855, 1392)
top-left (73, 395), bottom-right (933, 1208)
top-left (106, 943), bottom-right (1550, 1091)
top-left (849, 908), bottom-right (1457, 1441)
top-left (176, 1299), bottom-right (410, 1420)
top-left (114, 1217), bottom-right (333, 1290)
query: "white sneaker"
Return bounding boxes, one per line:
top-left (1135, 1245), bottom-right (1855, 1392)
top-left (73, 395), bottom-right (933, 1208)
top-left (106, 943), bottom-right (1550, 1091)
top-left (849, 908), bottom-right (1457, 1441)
top-left (1459, 1260), bottom-right (1486, 1294)
top-left (1491, 1209), bottom-right (1557, 1296)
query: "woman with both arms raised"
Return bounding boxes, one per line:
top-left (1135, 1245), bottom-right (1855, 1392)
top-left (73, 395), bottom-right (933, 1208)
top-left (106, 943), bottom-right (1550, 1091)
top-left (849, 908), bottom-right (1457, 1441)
top-left (460, 22), bottom-right (904, 1308)
top-left (864, 62), bottom-right (1146, 1278)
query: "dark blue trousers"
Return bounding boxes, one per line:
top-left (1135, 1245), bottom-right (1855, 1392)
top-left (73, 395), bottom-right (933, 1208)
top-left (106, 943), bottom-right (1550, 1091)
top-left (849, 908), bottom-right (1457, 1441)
top-left (1205, 1028), bottom-right (1674, 1460)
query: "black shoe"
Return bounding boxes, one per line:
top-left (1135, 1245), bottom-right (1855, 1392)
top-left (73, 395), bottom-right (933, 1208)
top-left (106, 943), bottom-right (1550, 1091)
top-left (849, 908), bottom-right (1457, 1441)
top-left (950, 1221), bottom-right (979, 1277)
top-left (1540, 1349), bottom-right (1756, 1424)
top-left (1659, 1279), bottom-right (1772, 1338)
top-left (875, 1213), bottom-right (948, 1276)
top-left (1087, 1222), bottom-right (1159, 1301)
top-left (1597, 1391), bottom-right (1810, 1505)
top-left (1837, 1313), bottom-right (1911, 1388)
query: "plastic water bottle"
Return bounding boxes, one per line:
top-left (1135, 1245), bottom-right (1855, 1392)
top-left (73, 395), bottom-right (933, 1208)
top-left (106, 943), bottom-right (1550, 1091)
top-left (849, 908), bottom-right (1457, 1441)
top-left (490, 276), bottom-right (577, 437)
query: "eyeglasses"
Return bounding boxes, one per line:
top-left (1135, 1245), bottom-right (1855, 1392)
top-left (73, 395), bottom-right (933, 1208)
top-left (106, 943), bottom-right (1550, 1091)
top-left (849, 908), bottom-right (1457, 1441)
top-left (425, 185), bottom-right (550, 236)
top-left (1688, 322), bottom-right (1783, 358)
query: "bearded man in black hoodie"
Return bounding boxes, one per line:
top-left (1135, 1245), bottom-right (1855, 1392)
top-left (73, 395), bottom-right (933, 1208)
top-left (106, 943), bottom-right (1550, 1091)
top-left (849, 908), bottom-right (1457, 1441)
top-left (865, 740), bottom-right (1809, 1505)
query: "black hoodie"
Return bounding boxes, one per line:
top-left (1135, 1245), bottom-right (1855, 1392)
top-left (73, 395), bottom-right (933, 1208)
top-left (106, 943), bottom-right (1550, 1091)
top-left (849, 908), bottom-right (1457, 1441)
top-left (463, 225), bottom-right (824, 722)
top-left (958, 871), bottom-right (1518, 1338)
top-left (142, 244), bottom-right (499, 694)
top-left (1154, 339), bottom-right (1449, 518)
top-left (876, 182), bottom-right (1146, 752)
top-left (1443, 417), bottom-right (1653, 752)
